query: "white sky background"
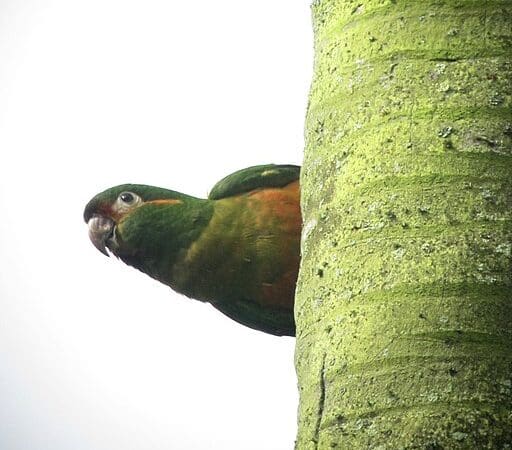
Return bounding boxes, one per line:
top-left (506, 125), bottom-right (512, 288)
top-left (0, 1), bottom-right (312, 449)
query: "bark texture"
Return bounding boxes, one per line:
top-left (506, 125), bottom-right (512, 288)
top-left (296, 1), bottom-right (512, 448)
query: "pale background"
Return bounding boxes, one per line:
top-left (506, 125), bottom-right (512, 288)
top-left (0, 1), bottom-right (312, 449)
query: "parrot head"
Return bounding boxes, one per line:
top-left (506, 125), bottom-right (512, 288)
top-left (83, 184), bottom-right (204, 261)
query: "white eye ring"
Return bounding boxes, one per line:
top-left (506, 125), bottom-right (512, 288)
top-left (115, 191), bottom-right (142, 212)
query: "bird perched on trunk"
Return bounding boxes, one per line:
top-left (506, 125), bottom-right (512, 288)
top-left (84, 164), bottom-right (301, 336)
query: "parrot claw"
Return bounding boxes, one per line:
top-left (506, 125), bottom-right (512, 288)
top-left (87, 215), bottom-right (114, 257)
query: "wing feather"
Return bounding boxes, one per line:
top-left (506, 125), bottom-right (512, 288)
top-left (208, 164), bottom-right (300, 200)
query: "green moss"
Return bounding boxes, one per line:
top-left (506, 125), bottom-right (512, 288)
top-left (296, 0), bottom-right (512, 448)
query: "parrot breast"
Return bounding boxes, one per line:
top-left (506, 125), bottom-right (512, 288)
top-left (170, 180), bottom-right (300, 336)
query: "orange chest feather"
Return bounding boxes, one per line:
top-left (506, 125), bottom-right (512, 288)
top-left (173, 180), bottom-right (301, 312)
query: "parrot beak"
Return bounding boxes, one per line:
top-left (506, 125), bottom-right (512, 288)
top-left (87, 215), bottom-right (115, 257)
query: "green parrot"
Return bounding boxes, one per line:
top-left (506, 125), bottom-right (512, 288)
top-left (84, 164), bottom-right (301, 336)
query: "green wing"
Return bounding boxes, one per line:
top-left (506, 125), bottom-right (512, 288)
top-left (208, 164), bottom-right (300, 200)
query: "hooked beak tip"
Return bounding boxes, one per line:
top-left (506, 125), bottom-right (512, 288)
top-left (87, 215), bottom-right (114, 257)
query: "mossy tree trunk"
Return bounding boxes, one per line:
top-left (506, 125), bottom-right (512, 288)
top-left (295, 1), bottom-right (512, 448)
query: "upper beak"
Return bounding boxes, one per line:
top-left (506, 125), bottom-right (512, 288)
top-left (87, 215), bottom-right (114, 257)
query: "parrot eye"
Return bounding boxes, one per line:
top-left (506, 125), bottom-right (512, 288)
top-left (115, 191), bottom-right (142, 212)
top-left (119, 192), bottom-right (135, 204)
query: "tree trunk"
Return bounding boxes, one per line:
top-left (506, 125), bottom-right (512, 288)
top-left (295, 1), bottom-right (512, 448)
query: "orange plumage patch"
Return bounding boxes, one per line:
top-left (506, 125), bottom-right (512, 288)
top-left (249, 180), bottom-right (301, 310)
top-left (261, 268), bottom-right (299, 309)
top-left (146, 199), bottom-right (183, 206)
top-left (249, 180), bottom-right (301, 233)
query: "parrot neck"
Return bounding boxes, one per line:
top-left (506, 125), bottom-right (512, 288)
top-left (115, 195), bottom-right (214, 284)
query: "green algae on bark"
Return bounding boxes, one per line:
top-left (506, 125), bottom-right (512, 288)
top-left (296, 0), bottom-right (512, 448)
